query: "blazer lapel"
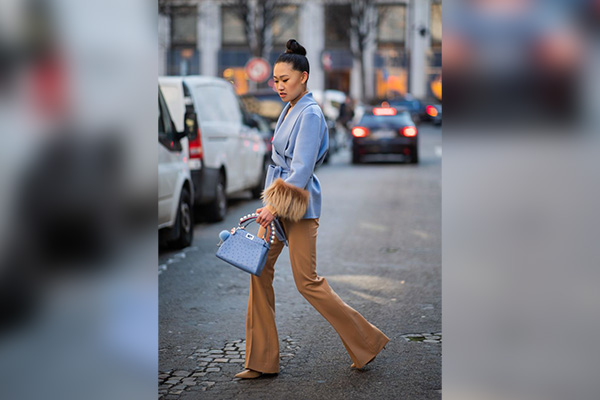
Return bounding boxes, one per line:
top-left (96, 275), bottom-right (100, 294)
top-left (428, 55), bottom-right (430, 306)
top-left (275, 102), bottom-right (291, 133)
top-left (273, 92), bottom-right (317, 158)
top-left (275, 92), bottom-right (315, 135)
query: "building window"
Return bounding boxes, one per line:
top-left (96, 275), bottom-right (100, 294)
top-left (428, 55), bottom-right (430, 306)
top-left (377, 4), bottom-right (406, 45)
top-left (430, 2), bottom-right (442, 51)
top-left (171, 6), bottom-right (197, 46)
top-left (325, 4), bottom-right (351, 48)
top-left (272, 5), bottom-right (299, 45)
top-left (222, 6), bottom-right (247, 46)
top-left (168, 6), bottom-right (199, 76)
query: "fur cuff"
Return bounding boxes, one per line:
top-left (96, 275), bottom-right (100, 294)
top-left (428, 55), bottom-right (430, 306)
top-left (260, 178), bottom-right (309, 222)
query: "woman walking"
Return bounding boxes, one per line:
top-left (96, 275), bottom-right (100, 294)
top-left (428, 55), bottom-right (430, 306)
top-left (235, 39), bottom-right (390, 379)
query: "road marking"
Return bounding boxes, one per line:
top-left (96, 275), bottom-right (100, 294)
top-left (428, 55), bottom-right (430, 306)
top-left (159, 248), bottom-right (197, 276)
top-left (158, 264), bottom-right (167, 275)
top-left (349, 289), bottom-right (388, 305)
top-left (411, 230), bottom-right (430, 239)
top-left (359, 222), bottom-right (391, 232)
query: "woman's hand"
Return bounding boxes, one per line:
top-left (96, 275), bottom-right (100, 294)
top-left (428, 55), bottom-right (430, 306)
top-left (255, 206), bottom-right (275, 229)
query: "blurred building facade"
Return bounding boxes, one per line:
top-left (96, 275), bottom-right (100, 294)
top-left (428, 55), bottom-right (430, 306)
top-left (159, 0), bottom-right (441, 102)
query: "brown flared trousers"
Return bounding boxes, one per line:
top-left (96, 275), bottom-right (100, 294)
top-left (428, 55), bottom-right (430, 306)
top-left (246, 217), bottom-right (390, 373)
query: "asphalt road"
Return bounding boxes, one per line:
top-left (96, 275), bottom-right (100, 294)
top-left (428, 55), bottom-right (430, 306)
top-left (159, 124), bottom-right (442, 399)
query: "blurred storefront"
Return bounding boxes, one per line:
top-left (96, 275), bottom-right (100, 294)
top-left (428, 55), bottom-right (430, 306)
top-left (375, 3), bottom-right (409, 99)
top-left (159, 0), bottom-right (441, 102)
top-left (428, 0), bottom-right (442, 100)
top-left (163, 5), bottom-right (201, 76)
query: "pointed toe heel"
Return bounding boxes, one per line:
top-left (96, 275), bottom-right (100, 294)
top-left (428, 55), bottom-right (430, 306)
top-left (234, 369), bottom-right (263, 379)
top-left (350, 354), bottom-right (377, 369)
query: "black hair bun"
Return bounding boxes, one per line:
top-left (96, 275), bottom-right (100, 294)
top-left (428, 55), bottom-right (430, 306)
top-left (285, 39), bottom-right (307, 56)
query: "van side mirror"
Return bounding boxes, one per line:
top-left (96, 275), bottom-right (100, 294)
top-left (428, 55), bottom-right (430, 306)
top-left (184, 112), bottom-right (198, 140)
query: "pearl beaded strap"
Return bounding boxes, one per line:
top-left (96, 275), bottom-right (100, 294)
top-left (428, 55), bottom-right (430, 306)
top-left (239, 212), bottom-right (276, 244)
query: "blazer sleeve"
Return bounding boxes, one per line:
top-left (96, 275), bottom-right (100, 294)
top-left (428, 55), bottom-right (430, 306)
top-left (260, 111), bottom-right (323, 221)
top-left (285, 111), bottom-right (322, 190)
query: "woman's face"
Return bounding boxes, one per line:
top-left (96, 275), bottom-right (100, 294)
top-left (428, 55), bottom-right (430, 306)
top-left (273, 62), bottom-right (307, 102)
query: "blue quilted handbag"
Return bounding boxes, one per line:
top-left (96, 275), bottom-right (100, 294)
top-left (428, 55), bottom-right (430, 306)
top-left (215, 212), bottom-right (287, 276)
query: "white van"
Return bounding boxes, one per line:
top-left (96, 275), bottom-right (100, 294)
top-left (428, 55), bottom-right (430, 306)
top-left (159, 76), bottom-right (267, 222)
top-left (158, 86), bottom-right (194, 249)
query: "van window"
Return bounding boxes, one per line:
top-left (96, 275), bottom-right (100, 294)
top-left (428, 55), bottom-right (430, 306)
top-left (159, 97), bottom-right (173, 136)
top-left (160, 84), bottom-right (185, 131)
top-left (192, 84), bottom-right (241, 123)
top-left (159, 103), bottom-right (165, 134)
top-left (159, 88), bottom-right (181, 151)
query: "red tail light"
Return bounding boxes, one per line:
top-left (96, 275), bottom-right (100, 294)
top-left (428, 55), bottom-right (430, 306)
top-left (426, 105), bottom-right (438, 117)
top-left (402, 126), bottom-right (417, 137)
top-left (189, 128), bottom-right (203, 159)
top-left (373, 107), bottom-right (397, 116)
top-left (352, 127), bottom-right (369, 137)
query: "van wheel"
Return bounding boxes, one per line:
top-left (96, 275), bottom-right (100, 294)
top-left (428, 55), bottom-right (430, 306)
top-left (206, 173), bottom-right (227, 222)
top-left (251, 161), bottom-right (268, 199)
top-left (168, 187), bottom-right (193, 249)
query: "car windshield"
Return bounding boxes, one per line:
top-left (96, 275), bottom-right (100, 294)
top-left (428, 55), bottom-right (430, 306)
top-left (359, 111), bottom-right (413, 128)
top-left (241, 94), bottom-right (284, 120)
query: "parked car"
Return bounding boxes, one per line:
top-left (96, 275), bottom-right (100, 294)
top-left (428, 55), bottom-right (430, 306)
top-left (311, 89), bottom-right (346, 121)
top-left (247, 112), bottom-right (274, 165)
top-left (323, 117), bottom-right (338, 164)
top-left (240, 89), bottom-right (286, 131)
top-left (312, 89), bottom-right (348, 159)
top-left (158, 86), bottom-right (194, 249)
top-left (351, 106), bottom-right (419, 164)
top-left (159, 76), bottom-right (267, 222)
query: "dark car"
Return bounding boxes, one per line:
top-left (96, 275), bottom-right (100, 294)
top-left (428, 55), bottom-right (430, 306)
top-left (351, 106), bottom-right (419, 164)
top-left (387, 95), bottom-right (425, 124)
top-left (388, 95), bottom-right (442, 126)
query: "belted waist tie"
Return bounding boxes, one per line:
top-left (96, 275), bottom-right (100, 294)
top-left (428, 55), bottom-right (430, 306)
top-left (267, 164), bottom-right (290, 181)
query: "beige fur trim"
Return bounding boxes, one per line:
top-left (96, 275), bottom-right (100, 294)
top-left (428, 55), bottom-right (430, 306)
top-left (260, 178), bottom-right (309, 222)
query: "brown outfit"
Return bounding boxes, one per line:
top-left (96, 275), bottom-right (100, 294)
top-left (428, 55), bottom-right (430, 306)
top-left (247, 211), bottom-right (390, 373)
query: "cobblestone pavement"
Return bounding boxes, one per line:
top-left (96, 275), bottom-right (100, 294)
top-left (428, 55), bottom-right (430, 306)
top-left (158, 337), bottom-right (301, 398)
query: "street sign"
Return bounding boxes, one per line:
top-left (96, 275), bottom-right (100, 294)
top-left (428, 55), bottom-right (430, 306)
top-left (245, 57), bottom-right (271, 83)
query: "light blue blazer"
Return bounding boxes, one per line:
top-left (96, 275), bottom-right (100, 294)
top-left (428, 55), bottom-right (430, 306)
top-left (263, 92), bottom-right (329, 219)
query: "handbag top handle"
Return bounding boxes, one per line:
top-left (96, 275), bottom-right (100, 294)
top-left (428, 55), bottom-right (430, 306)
top-left (238, 213), bottom-right (276, 245)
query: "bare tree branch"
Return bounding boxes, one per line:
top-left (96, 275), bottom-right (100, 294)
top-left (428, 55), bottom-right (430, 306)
top-left (220, 0), bottom-right (288, 58)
